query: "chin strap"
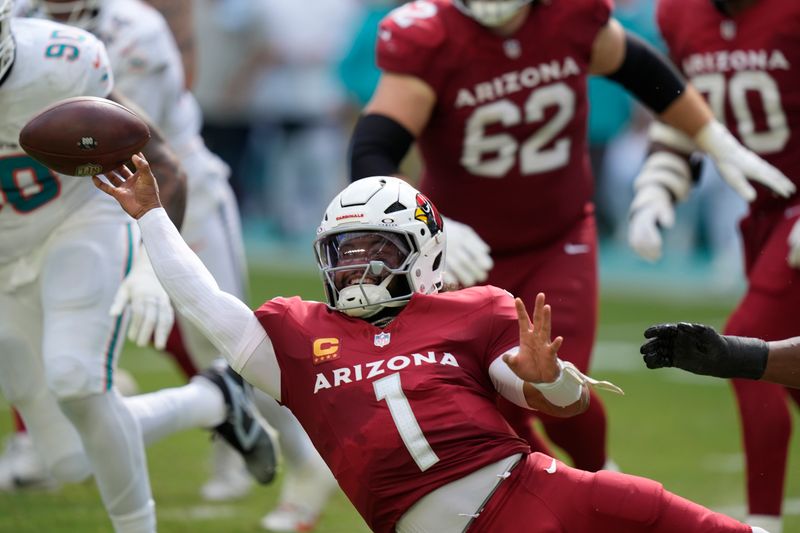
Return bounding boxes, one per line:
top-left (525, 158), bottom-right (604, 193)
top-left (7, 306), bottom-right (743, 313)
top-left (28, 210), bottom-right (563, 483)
top-left (337, 271), bottom-right (397, 318)
top-left (337, 259), bottom-right (415, 318)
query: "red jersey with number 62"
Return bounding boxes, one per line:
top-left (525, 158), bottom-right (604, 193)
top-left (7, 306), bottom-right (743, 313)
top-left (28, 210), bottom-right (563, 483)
top-left (657, 0), bottom-right (800, 212)
top-left (376, 0), bottom-right (612, 253)
top-left (254, 286), bottom-right (529, 533)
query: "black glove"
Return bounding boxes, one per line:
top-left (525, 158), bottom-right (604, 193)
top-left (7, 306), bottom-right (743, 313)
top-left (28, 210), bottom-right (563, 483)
top-left (640, 322), bottom-right (768, 380)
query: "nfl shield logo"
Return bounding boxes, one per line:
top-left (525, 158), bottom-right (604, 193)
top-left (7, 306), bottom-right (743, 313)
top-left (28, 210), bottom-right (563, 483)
top-left (374, 332), bottom-right (391, 348)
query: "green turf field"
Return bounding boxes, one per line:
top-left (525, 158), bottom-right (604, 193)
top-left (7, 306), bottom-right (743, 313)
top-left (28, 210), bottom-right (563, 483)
top-left (1, 264), bottom-right (798, 532)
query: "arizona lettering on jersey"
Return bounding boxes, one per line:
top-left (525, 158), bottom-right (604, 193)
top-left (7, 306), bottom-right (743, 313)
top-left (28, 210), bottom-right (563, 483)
top-left (682, 48), bottom-right (790, 77)
top-left (658, 0), bottom-right (800, 211)
top-left (255, 286), bottom-right (530, 533)
top-left (453, 57), bottom-right (582, 108)
top-left (377, 0), bottom-right (612, 253)
top-left (313, 351), bottom-right (460, 393)
top-left (0, 18), bottom-right (120, 266)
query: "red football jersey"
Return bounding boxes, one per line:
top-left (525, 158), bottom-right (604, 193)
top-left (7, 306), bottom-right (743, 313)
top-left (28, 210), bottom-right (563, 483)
top-left (657, 0), bottom-right (800, 212)
top-left (376, 0), bottom-right (612, 253)
top-left (254, 286), bottom-right (530, 533)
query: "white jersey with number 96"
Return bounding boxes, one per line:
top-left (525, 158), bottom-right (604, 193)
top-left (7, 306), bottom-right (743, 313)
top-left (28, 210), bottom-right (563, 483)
top-left (0, 17), bottom-right (122, 266)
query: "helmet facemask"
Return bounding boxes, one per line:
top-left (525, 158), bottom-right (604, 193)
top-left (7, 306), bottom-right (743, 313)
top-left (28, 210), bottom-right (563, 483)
top-left (0, 0), bottom-right (14, 82)
top-left (316, 230), bottom-right (415, 318)
top-left (33, 0), bottom-right (101, 31)
top-left (453, 0), bottom-right (534, 27)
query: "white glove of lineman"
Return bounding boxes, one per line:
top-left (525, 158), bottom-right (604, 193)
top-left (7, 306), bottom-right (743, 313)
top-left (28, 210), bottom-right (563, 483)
top-left (627, 148), bottom-right (692, 263)
top-left (442, 215), bottom-right (494, 287)
top-left (110, 245), bottom-right (174, 349)
top-left (695, 121), bottom-right (795, 202)
top-left (788, 218), bottom-right (800, 269)
top-left (628, 186), bottom-right (675, 262)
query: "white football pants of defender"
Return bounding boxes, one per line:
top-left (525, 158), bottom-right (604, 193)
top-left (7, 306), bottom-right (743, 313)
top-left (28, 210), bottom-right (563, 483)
top-left (0, 194), bottom-right (155, 532)
top-left (177, 147), bottom-right (330, 498)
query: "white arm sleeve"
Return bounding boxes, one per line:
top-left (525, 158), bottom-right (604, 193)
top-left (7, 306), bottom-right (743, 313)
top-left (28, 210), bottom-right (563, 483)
top-left (488, 348), bottom-right (530, 410)
top-left (138, 208), bottom-right (282, 400)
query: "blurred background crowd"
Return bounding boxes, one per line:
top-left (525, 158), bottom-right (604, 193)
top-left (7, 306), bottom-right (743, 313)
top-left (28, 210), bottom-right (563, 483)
top-left (192, 0), bottom-right (748, 298)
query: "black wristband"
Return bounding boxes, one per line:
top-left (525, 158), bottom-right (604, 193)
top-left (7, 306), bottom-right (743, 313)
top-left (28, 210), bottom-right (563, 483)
top-left (348, 113), bottom-right (414, 181)
top-left (722, 335), bottom-right (769, 380)
top-left (606, 32), bottom-right (686, 114)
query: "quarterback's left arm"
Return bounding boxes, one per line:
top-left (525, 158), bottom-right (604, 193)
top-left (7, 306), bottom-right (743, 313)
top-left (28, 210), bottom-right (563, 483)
top-left (490, 294), bottom-right (622, 417)
top-left (590, 19), bottom-right (795, 203)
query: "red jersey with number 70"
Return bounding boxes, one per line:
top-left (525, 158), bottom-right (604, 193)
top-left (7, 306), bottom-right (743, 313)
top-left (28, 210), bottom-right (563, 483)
top-left (657, 0), bottom-right (800, 212)
top-left (376, 0), bottom-right (612, 253)
top-left (254, 286), bottom-right (530, 533)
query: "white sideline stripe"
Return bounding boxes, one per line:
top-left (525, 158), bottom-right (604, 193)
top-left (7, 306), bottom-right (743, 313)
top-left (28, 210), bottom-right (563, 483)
top-left (158, 505), bottom-right (239, 521)
top-left (703, 452), bottom-right (743, 474)
top-left (591, 341), bottom-right (641, 371)
top-left (713, 498), bottom-right (800, 519)
top-left (599, 318), bottom-right (730, 338)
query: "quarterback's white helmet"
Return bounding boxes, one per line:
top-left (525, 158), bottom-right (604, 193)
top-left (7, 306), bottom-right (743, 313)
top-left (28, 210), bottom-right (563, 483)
top-left (314, 176), bottom-right (446, 318)
top-left (453, 0), bottom-right (534, 27)
top-left (0, 0), bottom-right (13, 81)
top-left (30, 0), bottom-right (101, 30)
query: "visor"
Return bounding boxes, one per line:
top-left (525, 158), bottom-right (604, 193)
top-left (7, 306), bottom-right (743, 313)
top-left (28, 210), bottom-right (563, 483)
top-left (318, 231), bottom-right (412, 269)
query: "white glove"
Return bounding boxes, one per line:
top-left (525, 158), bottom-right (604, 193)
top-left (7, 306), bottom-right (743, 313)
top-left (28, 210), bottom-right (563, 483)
top-left (110, 246), bottom-right (174, 349)
top-left (695, 121), bottom-right (796, 202)
top-left (442, 216), bottom-right (494, 287)
top-left (627, 186), bottom-right (675, 262)
top-left (788, 218), bottom-right (800, 269)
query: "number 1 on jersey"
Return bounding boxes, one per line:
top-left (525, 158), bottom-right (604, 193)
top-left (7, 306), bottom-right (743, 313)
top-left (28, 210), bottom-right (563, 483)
top-left (373, 373), bottom-right (440, 471)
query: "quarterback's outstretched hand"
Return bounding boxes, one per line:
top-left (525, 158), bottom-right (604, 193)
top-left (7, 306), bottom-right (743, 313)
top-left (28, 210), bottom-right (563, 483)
top-left (788, 218), bottom-right (800, 269)
top-left (441, 216), bottom-right (493, 287)
top-left (504, 293), bottom-right (563, 384)
top-left (695, 121), bottom-right (795, 202)
top-left (93, 153), bottom-right (163, 219)
top-left (641, 322), bottom-right (768, 380)
top-left (110, 247), bottom-right (174, 350)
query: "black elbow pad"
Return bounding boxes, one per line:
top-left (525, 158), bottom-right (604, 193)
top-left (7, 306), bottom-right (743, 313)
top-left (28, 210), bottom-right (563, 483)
top-left (606, 33), bottom-right (686, 114)
top-left (348, 114), bottom-right (414, 181)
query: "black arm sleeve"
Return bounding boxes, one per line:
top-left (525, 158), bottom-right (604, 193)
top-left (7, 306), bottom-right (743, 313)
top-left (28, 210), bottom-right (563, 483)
top-left (605, 32), bottom-right (686, 114)
top-left (348, 113), bottom-right (414, 181)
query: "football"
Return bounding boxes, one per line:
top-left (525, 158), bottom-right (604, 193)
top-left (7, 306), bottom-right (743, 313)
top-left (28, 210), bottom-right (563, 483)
top-left (19, 96), bottom-right (151, 177)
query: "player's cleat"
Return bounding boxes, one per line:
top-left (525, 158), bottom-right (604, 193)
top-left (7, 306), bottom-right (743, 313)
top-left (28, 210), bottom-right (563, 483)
top-left (0, 433), bottom-right (58, 491)
top-left (201, 439), bottom-right (253, 502)
top-left (261, 503), bottom-right (319, 533)
top-left (261, 449), bottom-right (337, 532)
top-left (200, 362), bottom-right (279, 485)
